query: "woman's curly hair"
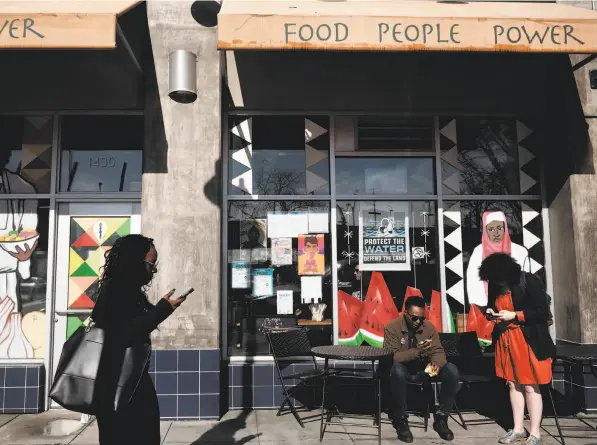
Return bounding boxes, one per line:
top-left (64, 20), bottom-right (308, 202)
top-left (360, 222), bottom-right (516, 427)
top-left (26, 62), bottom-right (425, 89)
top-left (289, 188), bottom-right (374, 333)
top-left (96, 234), bottom-right (155, 296)
top-left (478, 252), bottom-right (522, 285)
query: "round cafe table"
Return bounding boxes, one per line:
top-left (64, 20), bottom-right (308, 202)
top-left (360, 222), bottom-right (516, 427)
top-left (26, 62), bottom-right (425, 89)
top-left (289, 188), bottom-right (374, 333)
top-left (311, 345), bottom-right (393, 445)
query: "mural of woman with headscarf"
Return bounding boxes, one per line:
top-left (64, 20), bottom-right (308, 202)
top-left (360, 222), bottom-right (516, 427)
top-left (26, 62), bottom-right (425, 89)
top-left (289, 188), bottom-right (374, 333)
top-left (465, 209), bottom-right (530, 306)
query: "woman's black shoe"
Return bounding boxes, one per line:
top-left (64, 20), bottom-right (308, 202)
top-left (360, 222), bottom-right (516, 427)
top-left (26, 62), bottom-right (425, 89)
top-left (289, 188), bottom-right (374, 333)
top-left (393, 417), bottom-right (414, 443)
top-left (432, 415), bottom-right (454, 441)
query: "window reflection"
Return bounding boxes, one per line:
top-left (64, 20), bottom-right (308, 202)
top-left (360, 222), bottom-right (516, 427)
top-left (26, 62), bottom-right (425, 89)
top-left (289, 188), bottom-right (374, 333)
top-left (335, 157), bottom-right (435, 195)
top-left (59, 116), bottom-right (142, 193)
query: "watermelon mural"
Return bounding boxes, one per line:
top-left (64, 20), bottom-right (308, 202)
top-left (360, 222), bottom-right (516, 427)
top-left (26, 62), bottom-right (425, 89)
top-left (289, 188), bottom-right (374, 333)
top-left (359, 272), bottom-right (400, 347)
top-left (466, 304), bottom-right (493, 347)
top-left (338, 290), bottom-right (364, 345)
top-left (337, 272), bottom-right (448, 348)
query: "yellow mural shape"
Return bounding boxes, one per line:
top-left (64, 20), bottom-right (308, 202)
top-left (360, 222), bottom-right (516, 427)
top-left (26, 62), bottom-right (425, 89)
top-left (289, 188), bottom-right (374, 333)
top-left (85, 247), bottom-right (106, 274)
top-left (69, 249), bottom-right (85, 276)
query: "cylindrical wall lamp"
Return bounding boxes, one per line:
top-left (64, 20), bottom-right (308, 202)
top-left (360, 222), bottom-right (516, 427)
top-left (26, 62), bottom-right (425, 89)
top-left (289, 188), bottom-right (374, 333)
top-left (168, 50), bottom-right (197, 103)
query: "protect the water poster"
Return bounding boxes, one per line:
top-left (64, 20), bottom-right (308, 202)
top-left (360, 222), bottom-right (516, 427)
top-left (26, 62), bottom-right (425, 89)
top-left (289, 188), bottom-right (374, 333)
top-left (359, 202), bottom-right (410, 271)
top-left (231, 261), bottom-right (250, 289)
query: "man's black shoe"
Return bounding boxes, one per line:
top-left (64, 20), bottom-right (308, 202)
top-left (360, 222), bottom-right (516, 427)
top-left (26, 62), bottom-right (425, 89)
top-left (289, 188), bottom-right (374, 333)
top-left (432, 415), bottom-right (454, 441)
top-left (393, 417), bottom-right (413, 443)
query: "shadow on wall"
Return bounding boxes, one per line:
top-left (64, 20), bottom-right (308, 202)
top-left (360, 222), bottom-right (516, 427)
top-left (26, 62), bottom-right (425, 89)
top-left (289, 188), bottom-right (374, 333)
top-left (143, 36), bottom-right (168, 175)
top-left (191, 410), bottom-right (260, 445)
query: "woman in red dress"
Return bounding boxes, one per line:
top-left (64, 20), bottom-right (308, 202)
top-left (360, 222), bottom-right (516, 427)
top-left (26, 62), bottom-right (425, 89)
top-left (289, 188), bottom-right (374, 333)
top-left (479, 253), bottom-right (556, 445)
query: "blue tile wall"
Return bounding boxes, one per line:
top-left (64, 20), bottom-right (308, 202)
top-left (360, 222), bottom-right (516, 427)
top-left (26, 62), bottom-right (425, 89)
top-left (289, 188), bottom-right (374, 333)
top-left (227, 360), bottom-right (373, 410)
top-left (0, 365), bottom-right (44, 414)
top-left (149, 349), bottom-right (220, 420)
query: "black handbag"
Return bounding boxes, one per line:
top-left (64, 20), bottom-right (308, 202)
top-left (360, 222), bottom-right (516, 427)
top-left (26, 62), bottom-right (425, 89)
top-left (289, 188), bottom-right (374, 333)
top-left (49, 319), bottom-right (151, 415)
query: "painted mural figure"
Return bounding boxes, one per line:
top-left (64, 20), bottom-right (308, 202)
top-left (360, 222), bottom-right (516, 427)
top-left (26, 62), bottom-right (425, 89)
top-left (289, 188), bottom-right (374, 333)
top-left (0, 149), bottom-right (39, 358)
top-left (465, 210), bottom-right (528, 307)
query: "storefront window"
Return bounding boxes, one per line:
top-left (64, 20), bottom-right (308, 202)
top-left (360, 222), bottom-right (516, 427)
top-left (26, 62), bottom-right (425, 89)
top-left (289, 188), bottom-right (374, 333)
top-left (228, 115), bottom-right (330, 195)
top-left (443, 200), bottom-right (545, 331)
top-left (358, 117), bottom-right (433, 152)
top-left (227, 201), bottom-right (332, 356)
top-left (0, 116), bottom-right (54, 194)
top-left (59, 115), bottom-right (143, 193)
top-left (0, 199), bottom-right (49, 359)
top-left (440, 118), bottom-right (541, 196)
top-left (335, 157), bottom-right (435, 195)
top-left (336, 201), bottom-right (439, 346)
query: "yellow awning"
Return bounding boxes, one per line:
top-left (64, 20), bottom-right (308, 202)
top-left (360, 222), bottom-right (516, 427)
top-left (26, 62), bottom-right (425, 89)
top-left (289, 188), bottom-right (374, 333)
top-left (218, 0), bottom-right (597, 53)
top-left (0, 1), bottom-right (141, 49)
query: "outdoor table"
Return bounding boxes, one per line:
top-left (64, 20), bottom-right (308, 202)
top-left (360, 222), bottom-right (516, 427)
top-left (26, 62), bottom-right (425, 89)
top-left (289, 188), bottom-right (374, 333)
top-left (311, 345), bottom-right (393, 445)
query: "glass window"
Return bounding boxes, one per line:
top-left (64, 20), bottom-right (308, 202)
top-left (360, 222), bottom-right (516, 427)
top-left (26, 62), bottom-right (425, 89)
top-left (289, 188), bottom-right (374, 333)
top-left (227, 201), bottom-right (332, 356)
top-left (358, 117), bottom-right (433, 152)
top-left (228, 116), bottom-right (330, 196)
top-left (0, 116), bottom-right (54, 194)
top-left (59, 116), bottom-right (143, 193)
top-left (440, 118), bottom-right (540, 195)
top-left (335, 157), bottom-right (435, 195)
top-left (442, 200), bottom-right (545, 331)
top-left (0, 199), bottom-right (49, 359)
top-left (336, 201), bottom-right (439, 346)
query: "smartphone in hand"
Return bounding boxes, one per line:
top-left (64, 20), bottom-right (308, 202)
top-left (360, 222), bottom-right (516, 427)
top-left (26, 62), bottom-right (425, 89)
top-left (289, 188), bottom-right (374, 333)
top-left (170, 288), bottom-right (194, 300)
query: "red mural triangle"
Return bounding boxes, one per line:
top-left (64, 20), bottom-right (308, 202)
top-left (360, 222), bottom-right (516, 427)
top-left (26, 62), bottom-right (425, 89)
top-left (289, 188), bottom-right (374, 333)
top-left (70, 293), bottom-right (95, 309)
top-left (72, 232), bottom-right (99, 247)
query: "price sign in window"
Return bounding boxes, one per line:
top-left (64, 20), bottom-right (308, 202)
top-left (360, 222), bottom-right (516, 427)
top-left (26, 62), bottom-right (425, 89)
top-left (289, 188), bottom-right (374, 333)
top-left (59, 116), bottom-right (142, 193)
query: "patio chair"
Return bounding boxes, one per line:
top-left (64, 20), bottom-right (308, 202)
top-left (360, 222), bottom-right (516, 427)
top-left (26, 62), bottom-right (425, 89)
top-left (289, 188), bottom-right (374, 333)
top-left (266, 327), bottom-right (331, 427)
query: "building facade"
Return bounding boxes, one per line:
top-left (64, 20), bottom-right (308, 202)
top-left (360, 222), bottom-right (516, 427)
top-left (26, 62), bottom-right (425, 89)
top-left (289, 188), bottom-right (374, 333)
top-left (0, 0), bottom-right (596, 421)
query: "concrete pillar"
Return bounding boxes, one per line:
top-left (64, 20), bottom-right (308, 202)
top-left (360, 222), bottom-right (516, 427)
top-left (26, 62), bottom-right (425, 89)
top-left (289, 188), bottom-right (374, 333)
top-left (143, 0), bottom-right (221, 350)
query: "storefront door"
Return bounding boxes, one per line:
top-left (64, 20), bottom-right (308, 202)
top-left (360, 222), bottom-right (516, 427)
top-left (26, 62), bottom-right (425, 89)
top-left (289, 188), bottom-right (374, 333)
top-left (50, 202), bottom-right (140, 406)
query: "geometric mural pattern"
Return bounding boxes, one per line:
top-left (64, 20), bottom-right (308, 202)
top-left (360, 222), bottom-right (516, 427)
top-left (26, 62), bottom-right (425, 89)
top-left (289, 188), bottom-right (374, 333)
top-left (521, 200), bottom-right (544, 274)
top-left (443, 201), bottom-right (465, 308)
top-left (20, 116), bottom-right (53, 194)
top-left (229, 117), bottom-right (253, 194)
top-left (67, 217), bottom-right (131, 310)
top-left (517, 120), bottom-right (541, 195)
top-left (440, 117), bottom-right (460, 194)
top-left (305, 118), bottom-right (329, 193)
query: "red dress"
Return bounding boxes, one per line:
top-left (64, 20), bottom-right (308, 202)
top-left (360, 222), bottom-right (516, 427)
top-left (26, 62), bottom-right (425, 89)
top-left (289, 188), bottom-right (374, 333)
top-left (494, 292), bottom-right (552, 385)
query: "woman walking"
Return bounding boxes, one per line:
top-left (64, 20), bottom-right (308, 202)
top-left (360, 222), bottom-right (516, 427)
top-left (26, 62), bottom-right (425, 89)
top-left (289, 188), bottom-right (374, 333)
top-left (92, 234), bottom-right (186, 445)
top-left (479, 252), bottom-right (556, 445)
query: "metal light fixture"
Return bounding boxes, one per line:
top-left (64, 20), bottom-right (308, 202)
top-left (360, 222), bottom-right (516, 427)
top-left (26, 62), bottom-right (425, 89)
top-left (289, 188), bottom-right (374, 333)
top-left (168, 50), bottom-right (197, 103)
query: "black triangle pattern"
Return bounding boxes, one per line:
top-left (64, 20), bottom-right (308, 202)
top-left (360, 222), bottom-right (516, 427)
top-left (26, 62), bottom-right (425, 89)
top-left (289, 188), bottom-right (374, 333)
top-left (443, 199), bottom-right (464, 309)
top-left (522, 200), bottom-right (544, 272)
top-left (444, 243), bottom-right (460, 263)
top-left (518, 120), bottom-right (541, 196)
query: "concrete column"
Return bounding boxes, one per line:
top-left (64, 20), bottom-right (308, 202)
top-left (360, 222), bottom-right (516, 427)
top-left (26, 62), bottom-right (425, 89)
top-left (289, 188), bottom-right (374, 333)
top-left (143, 1), bottom-right (221, 349)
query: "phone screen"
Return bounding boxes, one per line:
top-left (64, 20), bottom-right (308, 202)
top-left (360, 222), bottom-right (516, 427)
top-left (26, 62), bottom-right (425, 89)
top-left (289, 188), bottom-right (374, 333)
top-left (179, 288), bottom-right (195, 299)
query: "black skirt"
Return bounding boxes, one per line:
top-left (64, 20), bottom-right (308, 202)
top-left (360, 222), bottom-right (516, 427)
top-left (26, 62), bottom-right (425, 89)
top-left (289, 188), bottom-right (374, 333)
top-left (96, 372), bottom-right (160, 445)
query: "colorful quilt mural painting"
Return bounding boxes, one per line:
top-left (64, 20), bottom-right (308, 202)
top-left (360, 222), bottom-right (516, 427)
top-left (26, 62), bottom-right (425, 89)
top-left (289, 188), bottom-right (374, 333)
top-left (466, 304), bottom-right (493, 347)
top-left (338, 272), bottom-right (445, 348)
top-left (67, 217), bottom-right (131, 318)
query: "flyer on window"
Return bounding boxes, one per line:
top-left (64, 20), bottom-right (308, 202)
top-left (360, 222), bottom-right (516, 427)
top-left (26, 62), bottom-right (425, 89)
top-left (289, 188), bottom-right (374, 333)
top-left (276, 290), bottom-right (294, 315)
top-left (252, 268), bottom-right (274, 297)
top-left (231, 261), bottom-right (250, 289)
top-left (271, 238), bottom-right (292, 266)
top-left (359, 202), bottom-right (410, 271)
top-left (298, 234), bottom-right (325, 275)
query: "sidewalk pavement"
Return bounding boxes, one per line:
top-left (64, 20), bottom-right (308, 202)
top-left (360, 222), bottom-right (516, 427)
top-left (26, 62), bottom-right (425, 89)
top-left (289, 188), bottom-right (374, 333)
top-left (0, 409), bottom-right (595, 445)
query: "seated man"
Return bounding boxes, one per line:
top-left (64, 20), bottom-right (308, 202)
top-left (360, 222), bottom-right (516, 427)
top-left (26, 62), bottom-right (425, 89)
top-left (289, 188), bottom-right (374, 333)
top-left (384, 296), bottom-right (459, 443)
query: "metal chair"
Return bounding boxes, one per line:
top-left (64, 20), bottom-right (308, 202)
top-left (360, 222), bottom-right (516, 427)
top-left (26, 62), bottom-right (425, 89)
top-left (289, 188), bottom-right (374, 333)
top-left (266, 327), bottom-right (330, 427)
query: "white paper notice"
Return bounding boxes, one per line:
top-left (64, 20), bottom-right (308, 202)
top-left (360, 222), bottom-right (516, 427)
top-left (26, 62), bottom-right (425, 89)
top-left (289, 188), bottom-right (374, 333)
top-left (308, 212), bottom-right (329, 233)
top-left (277, 290), bottom-right (294, 315)
top-left (268, 212), bottom-right (309, 238)
top-left (271, 238), bottom-right (293, 265)
top-left (252, 268), bottom-right (274, 297)
top-left (231, 262), bottom-right (250, 289)
top-left (300, 276), bottom-right (323, 304)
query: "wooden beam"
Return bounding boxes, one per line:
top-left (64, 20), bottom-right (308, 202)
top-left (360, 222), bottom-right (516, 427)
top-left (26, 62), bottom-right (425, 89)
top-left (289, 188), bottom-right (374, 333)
top-left (218, 0), bottom-right (597, 53)
top-left (0, 14), bottom-right (116, 49)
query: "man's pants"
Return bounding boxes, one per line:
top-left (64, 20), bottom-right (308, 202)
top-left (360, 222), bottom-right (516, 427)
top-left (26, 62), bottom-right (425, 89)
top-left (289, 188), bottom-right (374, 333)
top-left (389, 362), bottom-right (460, 419)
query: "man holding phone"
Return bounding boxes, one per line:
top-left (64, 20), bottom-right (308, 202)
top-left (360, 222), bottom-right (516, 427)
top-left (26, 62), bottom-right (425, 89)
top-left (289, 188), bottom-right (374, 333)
top-left (384, 297), bottom-right (460, 443)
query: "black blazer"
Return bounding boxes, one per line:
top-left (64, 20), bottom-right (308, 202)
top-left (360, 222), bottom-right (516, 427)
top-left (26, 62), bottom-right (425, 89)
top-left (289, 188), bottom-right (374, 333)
top-left (91, 278), bottom-right (173, 411)
top-left (484, 272), bottom-right (556, 362)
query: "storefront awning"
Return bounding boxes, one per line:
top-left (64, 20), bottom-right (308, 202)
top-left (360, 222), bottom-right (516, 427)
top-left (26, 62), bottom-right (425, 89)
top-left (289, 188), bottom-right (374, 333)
top-left (0, 1), bottom-right (140, 49)
top-left (218, 0), bottom-right (597, 53)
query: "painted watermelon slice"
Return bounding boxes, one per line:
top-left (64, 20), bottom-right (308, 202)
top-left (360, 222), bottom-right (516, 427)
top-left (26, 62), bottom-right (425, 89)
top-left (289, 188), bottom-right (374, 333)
top-left (428, 289), bottom-right (442, 332)
top-left (400, 286), bottom-right (430, 319)
top-left (338, 290), bottom-right (364, 345)
top-left (467, 304), bottom-right (493, 347)
top-left (359, 272), bottom-right (400, 348)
